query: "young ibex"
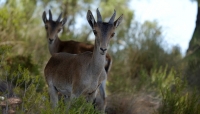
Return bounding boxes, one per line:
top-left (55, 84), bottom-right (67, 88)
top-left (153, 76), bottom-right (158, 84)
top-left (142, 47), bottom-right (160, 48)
top-left (44, 9), bottom-right (123, 111)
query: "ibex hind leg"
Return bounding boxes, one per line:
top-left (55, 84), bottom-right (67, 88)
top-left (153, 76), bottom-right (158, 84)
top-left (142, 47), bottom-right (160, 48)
top-left (48, 80), bottom-right (58, 108)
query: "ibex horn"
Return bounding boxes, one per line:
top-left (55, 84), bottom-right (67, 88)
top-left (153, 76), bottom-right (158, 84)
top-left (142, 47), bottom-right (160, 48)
top-left (109, 10), bottom-right (116, 24)
top-left (57, 13), bottom-right (62, 22)
top-left (96, 8), bottom-right (102, 22)
top-left (49, 10), bottom-right (52, 21)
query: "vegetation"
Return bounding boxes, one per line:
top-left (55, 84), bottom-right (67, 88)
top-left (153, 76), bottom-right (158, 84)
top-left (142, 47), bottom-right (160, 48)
top-left (0, 0), bottom-right (200, 114)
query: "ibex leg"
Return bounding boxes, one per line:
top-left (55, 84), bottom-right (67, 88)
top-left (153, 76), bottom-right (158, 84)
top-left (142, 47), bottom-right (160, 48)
top-left (48, 81), bottom-right (58, 108)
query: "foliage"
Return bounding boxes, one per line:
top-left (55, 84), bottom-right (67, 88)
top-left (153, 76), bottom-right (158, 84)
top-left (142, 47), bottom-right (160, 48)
top-left (158, 78), bottom-right (200, 114)
top-left (107, 21), bottom-right (183, 93)
top-left (0, 47), bottom-right (44, 91)
top-left (0, 0), bottom-right (200, 114)
top-left (107, 67), bottom-right (200, 114)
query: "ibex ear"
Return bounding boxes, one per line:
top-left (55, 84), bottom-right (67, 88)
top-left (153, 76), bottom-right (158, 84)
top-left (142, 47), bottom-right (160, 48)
top-left (61, 17), bottom-right (67, 26)
top-left (87, 10), bottom-right (96, 29)
top-left (114, 14), bottom-right (123, 28)
top-left (42, 11), bottom-right (47, 23)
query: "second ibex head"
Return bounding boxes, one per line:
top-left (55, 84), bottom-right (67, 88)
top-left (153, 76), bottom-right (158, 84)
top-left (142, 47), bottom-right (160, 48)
top-left (42, 10), bottom-right (67, 44)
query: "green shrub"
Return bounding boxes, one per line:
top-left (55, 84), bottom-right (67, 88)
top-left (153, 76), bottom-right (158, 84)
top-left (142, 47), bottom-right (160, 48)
top-left (158, 78), bottom-right (200, 114)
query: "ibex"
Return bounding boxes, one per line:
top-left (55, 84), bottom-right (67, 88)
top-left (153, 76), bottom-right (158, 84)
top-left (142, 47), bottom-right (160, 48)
top-left (42, 10), bottom-right (112, 73)
top-left (44, 9), bottom-right (123, 111)
top-left (42, 9), bottom-right (115, 111)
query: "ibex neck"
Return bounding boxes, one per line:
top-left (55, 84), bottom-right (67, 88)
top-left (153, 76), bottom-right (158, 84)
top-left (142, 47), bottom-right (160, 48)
top-left (90, 39), bottom-right (106, 76)
top-left (48, 36), bottom-right (61, 55)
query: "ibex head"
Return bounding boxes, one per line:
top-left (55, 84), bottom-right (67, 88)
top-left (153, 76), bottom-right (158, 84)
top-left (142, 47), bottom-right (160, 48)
top-left (42, 10), bottom-right (67, 44)
top-left (87, 8), bottom-right (123, 55)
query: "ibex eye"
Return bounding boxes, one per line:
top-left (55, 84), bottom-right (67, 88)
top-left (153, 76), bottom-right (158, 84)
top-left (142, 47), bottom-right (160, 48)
top-left (58, 29), bottom-right (61, 32)
top-left (93, 30), bottom-right (97, 35)
top-left (111, 33), bottom-right (115, 37)
top-left (45, 25), bottom-right (48, 29)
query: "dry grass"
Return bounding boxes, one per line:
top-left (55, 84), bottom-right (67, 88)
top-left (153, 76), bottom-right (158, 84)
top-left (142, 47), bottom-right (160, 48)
top-left (106, 93), bottom-right (160, 114)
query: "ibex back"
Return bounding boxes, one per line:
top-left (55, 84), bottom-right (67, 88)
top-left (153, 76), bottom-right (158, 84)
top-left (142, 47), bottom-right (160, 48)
top-left (44, 9), bottom-right (123, 111)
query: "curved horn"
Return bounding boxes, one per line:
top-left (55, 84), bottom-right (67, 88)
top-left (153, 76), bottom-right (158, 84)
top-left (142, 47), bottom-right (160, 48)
top-left (57, 13), bottom-right (62, 22)
top-left (109, 10), bottom-right (116, 24)
top-left (96, 8), bottom-right (102, 22)
top-left (49, 10), bottom-right (52, 21)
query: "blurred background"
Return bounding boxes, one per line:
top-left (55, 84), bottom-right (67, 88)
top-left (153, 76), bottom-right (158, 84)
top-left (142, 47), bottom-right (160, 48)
top-left (1, 0), bottom-right (200, 114)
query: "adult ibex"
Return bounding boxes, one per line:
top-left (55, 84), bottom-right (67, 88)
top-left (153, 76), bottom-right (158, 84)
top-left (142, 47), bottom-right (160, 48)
top-left (44, 9), bottom-right (123, 111)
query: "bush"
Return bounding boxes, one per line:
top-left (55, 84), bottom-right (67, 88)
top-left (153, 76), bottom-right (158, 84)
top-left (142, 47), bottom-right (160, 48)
top-left (158, 78), bottom-right (200, 114)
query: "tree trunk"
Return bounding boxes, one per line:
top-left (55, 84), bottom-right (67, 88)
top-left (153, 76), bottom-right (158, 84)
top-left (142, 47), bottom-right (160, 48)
top-left (185, 1), bottom-right (200, 89)
top-left (187, 3), bottom-right (200, 55)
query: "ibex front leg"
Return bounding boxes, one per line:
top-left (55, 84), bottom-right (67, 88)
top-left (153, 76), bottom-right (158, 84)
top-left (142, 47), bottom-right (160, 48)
top-left (48, 81), bottom-right (58, 108)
